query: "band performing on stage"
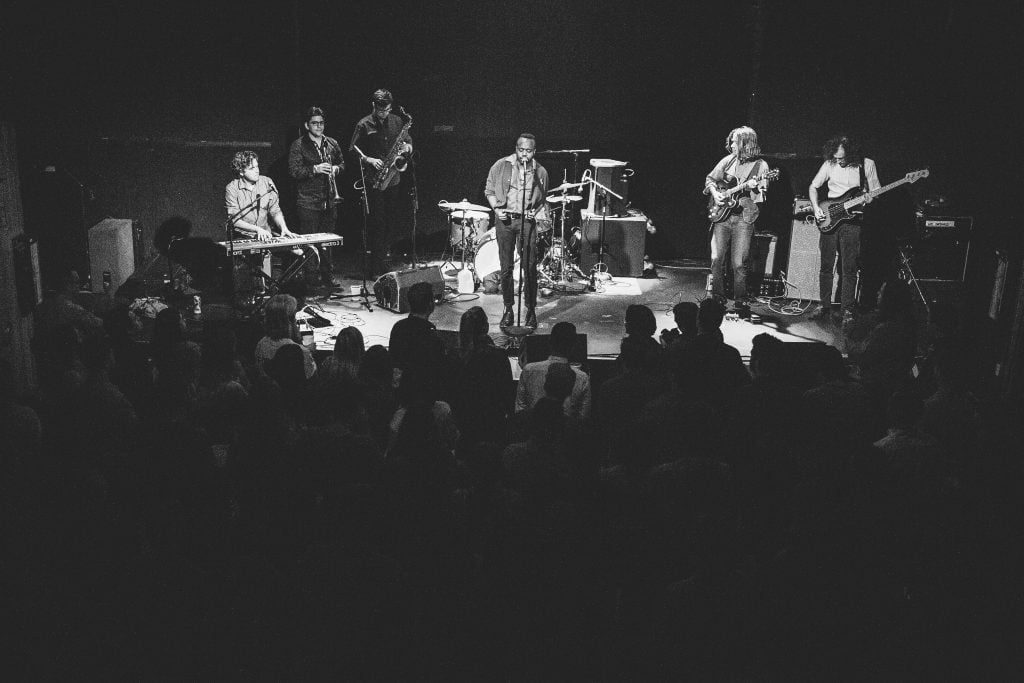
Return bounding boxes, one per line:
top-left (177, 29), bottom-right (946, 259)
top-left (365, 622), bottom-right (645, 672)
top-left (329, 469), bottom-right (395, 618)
top-left (210, 86), bottom-right (936, 334)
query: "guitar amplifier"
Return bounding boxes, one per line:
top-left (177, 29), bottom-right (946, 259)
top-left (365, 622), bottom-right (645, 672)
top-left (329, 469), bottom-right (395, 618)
top-left (910, 215), bottom-right (972, 281)
top-left (579, 210), bottom-right (647, 277)
top-left (372, 266), bottom-right (445, 313)
top-left (785, 200), bottom-right (838, 302)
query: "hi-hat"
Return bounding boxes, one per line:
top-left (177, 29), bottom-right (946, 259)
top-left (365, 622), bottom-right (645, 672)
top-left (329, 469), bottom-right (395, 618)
top-left (438, 199), bottom-right (490, 213)
top-left (449, 209), bottom-right (489, 221)
top-left (546, 194), bottom-right (582, 203)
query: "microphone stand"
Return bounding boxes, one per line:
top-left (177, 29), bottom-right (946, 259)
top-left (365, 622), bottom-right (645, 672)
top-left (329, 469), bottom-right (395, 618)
top-left (505, 161), bottom-right (535, 341)
top-left (406, 152), bottom-right (424, 269)
top-left (223, 190), bottom-right (272, 309)
top-left (334, 145), bottom-right (374, 312)
top-left (580, 175), bottom-right (624, 280)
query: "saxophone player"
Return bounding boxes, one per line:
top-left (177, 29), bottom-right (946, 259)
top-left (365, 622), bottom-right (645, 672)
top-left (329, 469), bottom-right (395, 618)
top-left (288, 106), bottom-right (344, 290)
top-left (349, 89), bottom-right (414, 274)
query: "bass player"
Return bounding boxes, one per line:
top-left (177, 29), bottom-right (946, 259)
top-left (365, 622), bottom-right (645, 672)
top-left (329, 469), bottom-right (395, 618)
top-left (808, 134), bottom-right (881, 323)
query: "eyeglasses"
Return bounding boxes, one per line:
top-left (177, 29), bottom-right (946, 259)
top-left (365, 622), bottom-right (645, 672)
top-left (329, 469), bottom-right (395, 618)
top-left (309, 120), bottom-right (325, 127)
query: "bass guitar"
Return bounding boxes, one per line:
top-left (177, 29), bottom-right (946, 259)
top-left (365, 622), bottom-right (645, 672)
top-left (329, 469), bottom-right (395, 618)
top-left (707, 168), bottom-right (779, 224)
top-left (816, 169), bottom-right (929, 233)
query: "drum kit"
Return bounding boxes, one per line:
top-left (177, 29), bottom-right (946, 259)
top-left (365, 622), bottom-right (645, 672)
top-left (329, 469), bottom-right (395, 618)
top-left (437, 183), bottom-right (590, 294)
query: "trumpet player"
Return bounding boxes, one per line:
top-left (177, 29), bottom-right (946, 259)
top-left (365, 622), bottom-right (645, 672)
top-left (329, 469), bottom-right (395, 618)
top-left (288, 105), bottom-right (344, 289)
top-left (349, 89), bottom-right (414, 274)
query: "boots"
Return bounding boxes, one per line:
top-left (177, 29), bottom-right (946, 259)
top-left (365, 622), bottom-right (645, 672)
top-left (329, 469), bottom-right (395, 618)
top-left (525, 307), bottom-right (537, 328)
top-left (500, 305), bottom-right (514, 328)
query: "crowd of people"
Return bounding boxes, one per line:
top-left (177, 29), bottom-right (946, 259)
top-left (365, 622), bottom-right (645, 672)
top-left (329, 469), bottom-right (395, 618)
top-left (2, 274), bottom-right (1021, 678)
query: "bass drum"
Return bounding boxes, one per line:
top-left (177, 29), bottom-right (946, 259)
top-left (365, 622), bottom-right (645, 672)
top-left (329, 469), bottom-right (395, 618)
top-left (474, 229), bottom-right (520, 283)
top-left (449, 211), bottom-right (490, 246)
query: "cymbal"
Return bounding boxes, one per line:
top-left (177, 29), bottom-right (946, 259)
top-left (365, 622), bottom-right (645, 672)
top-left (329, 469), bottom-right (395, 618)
top-left (449, 209), bottom-right (489, 221)
top-left (546, 194), bottom-right (583, 203)
top-left (548, 181), bottom-right (586, 193)
top-left (439, 199), bottom-right (490, 213)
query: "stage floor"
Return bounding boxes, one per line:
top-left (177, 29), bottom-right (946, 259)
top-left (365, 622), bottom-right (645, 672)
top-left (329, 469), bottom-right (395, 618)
top-left (304, 250), bottom-right (843, 364)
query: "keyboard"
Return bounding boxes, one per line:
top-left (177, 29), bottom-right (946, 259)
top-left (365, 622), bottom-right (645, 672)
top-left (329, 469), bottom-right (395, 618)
top-left (219, 232), bottom-right (343, 255)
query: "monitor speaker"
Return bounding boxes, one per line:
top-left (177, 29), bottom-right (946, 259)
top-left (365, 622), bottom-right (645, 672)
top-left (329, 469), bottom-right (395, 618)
top-left (372, 265), bottom-right (445, 313)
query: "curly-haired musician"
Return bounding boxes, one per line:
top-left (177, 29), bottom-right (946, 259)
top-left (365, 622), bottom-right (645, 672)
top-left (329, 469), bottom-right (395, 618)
top-left (808, 134), bottom-right (881, 323)
top-left (225, 150), bottom-right (293, 241)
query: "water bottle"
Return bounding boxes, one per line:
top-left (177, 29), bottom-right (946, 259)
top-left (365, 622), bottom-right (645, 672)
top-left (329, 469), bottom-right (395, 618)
top-left (300, 320), bottom-right (314, 349)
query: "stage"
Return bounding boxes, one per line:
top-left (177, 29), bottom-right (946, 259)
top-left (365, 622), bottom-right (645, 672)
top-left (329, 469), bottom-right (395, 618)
top-left (297, 246), bottom-right (842, 367)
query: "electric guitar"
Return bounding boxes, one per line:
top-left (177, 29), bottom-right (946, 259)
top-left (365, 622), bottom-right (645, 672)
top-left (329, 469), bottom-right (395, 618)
top-left (707, 168), bottom-right (779, 224)
top-left (815, 169), bottom-right (929, 233)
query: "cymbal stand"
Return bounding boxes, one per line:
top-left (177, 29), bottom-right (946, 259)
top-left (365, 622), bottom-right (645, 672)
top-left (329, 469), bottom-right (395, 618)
top-left (438, 211), bottom-right (458, 273)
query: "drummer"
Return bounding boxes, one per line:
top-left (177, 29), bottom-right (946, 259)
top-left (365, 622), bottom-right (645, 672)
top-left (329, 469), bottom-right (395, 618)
top-left (485, 132), bottom-right (549, 329)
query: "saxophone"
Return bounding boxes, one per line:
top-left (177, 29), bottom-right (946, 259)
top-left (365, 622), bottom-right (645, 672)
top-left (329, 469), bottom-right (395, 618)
top-left (372, 107), bottom-right (412, 190)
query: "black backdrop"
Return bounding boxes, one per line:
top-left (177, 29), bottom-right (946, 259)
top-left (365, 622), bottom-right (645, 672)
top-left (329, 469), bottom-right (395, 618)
top-left (2, 0), bottom-right (1020, 274)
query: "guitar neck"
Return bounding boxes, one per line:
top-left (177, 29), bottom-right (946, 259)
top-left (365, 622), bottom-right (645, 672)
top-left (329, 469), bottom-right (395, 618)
top-left (847, 176), bottom-right (911, 207)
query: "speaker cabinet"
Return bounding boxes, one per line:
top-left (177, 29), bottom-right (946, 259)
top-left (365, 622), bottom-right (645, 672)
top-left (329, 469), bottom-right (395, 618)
top-left (579, 211), bottom-right (647, 277)
top-left (785, 200), bottom-right (839, 302)
top-left (372, 265), bottom-right (445, 313)
top-left (910, 215), bottom-right (972, 281)
top-left (89, 218), bottom-right (135, 294)
top-left (585, 159), bottom-right (630, 216)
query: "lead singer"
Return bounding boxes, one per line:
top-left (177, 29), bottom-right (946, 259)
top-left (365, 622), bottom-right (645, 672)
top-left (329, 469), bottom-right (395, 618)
top-left (485, 133), bottom-right (549, 329)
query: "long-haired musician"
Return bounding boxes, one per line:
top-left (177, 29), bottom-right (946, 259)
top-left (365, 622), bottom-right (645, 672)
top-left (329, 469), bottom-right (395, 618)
top-left (704, 126), bottom-right (770, 313)
top-left (808, 134), bottom-right (881, 323)
top-left (288, 106), bottom-right (344, 289)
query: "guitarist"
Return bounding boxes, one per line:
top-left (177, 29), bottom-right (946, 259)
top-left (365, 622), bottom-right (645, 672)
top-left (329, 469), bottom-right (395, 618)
top-left (808, 134), bottom-right (881, 323)
top-left (704, 126), bottom-right (771, 313)
top-left (349, 89), bottom-right (414, 274)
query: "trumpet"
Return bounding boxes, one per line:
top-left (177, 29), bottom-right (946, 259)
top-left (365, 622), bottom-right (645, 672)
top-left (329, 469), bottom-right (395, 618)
top-left (327, 164), bottom-right (341, 204)
top-left (322, 140), bottom-right (342, 206)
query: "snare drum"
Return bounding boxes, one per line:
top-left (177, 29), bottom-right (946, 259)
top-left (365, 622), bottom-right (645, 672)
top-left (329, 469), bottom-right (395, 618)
top-left (449, 210), bottom-right (490, 246)
top-left (473, 229), bottom-right (520, 281)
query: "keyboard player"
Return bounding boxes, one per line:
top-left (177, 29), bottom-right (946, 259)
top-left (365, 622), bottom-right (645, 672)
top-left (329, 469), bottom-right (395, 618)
top-left (225, 150), bottom-right (302, 293)
top-left (225, 151), bottom-right (294, 241)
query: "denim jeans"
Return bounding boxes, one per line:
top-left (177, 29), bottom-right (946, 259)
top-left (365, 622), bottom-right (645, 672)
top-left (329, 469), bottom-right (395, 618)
top-left (819, 221), bottom-right (861, 313)
top-left (711, 214), bottom-right (754, 301)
